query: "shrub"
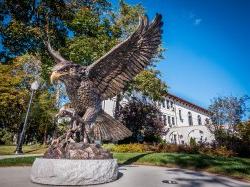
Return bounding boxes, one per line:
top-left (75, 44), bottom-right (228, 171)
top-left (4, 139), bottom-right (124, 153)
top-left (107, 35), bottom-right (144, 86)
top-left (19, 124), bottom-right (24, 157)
top-left (213, 121), bottom-right (250, 157)
top-left (106, 143), bottom-right (235, 157)
top-left (155, 143), bottom-right (178, 153)
top-left (235, 121), bottom-right (250, 157)
top-left (154, 143), bottom-right (199, 154)
top-left (203, 146), bottom-right (235, 157)
top-left (110, 143), bottom-right (150, 153)
top-left (0, 129), bottom-right (14, 145)
top-left (102, 143), bottom-right (116, 151)
top-left (213, 146), bottom-right (235, 157)
top-left (107, 143), bottom-right (200, 154)
top-left (117, 98), bottom-right (167, 143)
top-left (189, 137), bottom-right (197, 147)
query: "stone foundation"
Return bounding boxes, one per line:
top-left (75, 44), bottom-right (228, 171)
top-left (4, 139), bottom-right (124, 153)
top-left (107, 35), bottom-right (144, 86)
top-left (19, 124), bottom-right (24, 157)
top-left (30, 158), bottom-right (118, 185)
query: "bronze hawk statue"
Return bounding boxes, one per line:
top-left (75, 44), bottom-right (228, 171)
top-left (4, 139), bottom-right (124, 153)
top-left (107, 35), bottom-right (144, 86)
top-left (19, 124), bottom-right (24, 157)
top-left (46, 14), bottom-right (163, 144)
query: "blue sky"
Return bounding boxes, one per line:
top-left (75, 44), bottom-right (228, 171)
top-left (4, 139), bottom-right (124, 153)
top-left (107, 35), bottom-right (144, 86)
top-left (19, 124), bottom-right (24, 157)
top-left (111, 0), bottom-right (250, 109)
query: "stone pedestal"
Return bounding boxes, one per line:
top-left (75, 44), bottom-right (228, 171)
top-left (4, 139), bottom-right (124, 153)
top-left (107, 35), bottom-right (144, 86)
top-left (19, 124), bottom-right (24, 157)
top-left (30, 158), bottom-right (118, 185)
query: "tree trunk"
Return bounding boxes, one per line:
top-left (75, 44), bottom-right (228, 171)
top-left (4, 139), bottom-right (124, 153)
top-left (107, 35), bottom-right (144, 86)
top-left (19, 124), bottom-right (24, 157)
top-left (43, 124), bottom-right (48, 145)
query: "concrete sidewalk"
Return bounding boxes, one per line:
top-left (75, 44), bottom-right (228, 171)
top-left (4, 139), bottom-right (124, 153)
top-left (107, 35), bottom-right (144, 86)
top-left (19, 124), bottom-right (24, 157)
top-left (0, 165), bottom-right (249, 187)
top-left (0, 154), bottom-right (42, 160)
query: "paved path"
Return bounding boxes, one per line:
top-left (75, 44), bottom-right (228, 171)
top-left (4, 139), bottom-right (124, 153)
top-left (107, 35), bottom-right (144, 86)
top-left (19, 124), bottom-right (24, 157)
top-left (0, 165), bottom-right (249, 187)
top-left (0, 154), bottom-right (42, 160)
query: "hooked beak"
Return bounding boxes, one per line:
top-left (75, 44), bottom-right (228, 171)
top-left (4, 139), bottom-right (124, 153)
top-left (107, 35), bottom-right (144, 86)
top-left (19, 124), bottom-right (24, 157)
top-left (50, 71), bottom-right (67, 84)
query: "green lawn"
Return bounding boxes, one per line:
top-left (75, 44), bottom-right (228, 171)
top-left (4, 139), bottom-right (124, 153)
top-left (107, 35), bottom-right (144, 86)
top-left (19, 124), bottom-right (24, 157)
top-left (115, 153), bottom-right (250, 181)
top-left (0, 145), bottom-right (47, 155)
top-left (0, 156), bottom-right (39, 167)
top-left (0, 152), bottom-right (249, 181)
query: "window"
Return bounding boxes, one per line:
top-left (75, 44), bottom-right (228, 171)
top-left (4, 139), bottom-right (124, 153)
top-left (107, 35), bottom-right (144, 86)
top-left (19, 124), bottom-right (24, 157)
top-left (173, 134), bottom-right (177, 144)
top-left (102, 100), bottom-right (105, 110)
top-left (162, 100), bottom-right (165, 108)
top-left (170, 101), bottom-right (175, 111)
top-left (166, 100), bottom-right (170, 109)
top-left (163, 115), bottom-right (166, 125)
top-left (188, 112), bottom-right (193, 126)
top-left (172, 117), bottom-right (175, 126)
top-left (179, 109), bottom-right (182, 121)
top-left (159, 115), bottom-right (162, 122)
top-left (198, 115), bottom-right (202, 125)
top-left (168, 116), bottom-right (171, 126)
top-left (170, 101), bottom-right (173, 108)
top-left (205, 118), bottom-right (209, 125)
top-left (158, 102), bottom-right (161, 107)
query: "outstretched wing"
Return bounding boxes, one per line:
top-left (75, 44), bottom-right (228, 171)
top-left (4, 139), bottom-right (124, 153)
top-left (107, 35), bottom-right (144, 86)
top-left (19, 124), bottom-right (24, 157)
top-left (87, 14), bottom-right (163, 100)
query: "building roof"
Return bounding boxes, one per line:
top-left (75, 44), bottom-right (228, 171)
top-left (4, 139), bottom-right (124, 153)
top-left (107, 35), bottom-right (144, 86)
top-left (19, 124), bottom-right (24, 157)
top-left (165, 93), bottom-right (211, 115)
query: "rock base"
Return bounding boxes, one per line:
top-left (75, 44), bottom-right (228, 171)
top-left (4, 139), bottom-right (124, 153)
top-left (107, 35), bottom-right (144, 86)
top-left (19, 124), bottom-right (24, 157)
top-left (30, 158), bottom-right (118, 185)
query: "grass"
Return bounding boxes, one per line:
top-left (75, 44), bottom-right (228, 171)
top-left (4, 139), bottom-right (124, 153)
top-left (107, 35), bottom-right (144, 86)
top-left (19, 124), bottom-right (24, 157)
top-left (0, 156), bottom-right (39, 167)
top-left (0, 152), bottom-right (249, 181)
top-left (0, 145), bottom-right (47, 155)
top-left (114, 152), bottom-right (250, 181)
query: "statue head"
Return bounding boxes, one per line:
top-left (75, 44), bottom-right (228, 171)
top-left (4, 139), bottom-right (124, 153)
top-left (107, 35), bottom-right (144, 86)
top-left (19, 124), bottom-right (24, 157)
top-left (50, 62), bottom-right (83, 84)
top-left (45, 40), bottom-right (87, 84)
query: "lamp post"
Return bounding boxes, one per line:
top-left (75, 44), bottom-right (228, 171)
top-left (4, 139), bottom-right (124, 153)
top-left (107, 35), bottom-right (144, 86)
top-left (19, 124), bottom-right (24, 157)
top-left (15, 81), bottom-right (39, 154)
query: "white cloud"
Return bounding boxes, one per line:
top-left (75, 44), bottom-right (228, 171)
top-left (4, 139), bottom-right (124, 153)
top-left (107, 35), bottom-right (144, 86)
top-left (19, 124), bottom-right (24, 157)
top-left (194, 18), bottom-right (202, 26)
top-left (187, 12), bottom-right (202, 26)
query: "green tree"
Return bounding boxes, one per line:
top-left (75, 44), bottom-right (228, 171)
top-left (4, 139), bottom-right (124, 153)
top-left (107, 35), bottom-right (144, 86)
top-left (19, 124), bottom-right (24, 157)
top-left (128, 70), bottom-right (167, 101)
top-left (0, 0), bottom-right (112, 82)
top-left (26, 91), bottom-right (57, 144)
top-left (64, 6), bottom-right (119, 65)
top-left (0, 54), bottom-right (57, 144)
top-left (0, 59), bottom-right (29, 134)
top-left (209, 95), bottom-right (249, 131)
top-left (209, 96), bottom-right (250, 157)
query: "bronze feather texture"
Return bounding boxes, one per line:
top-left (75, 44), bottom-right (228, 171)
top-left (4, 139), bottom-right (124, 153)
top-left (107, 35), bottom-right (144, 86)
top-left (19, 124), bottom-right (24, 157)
top-left (47, 14), bottom-right (163, 143)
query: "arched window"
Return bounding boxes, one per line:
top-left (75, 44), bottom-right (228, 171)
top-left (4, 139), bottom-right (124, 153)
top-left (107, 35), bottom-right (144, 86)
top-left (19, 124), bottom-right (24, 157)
top-left (197, 115), bottom-right (202, 125)
top-left (169, 132), bottom-right (178, 144)
top-left (188, 112), bottom-right (193, 126)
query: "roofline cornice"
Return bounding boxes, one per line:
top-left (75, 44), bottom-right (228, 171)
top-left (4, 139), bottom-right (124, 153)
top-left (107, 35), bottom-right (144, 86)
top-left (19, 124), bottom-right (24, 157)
top-left (165, 93), bottom-right (211, 115)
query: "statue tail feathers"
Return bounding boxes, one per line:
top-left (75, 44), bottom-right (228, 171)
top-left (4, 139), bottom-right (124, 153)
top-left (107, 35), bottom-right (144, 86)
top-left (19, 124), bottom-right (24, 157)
top-left (93, 111), bottom-right (132, 141)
